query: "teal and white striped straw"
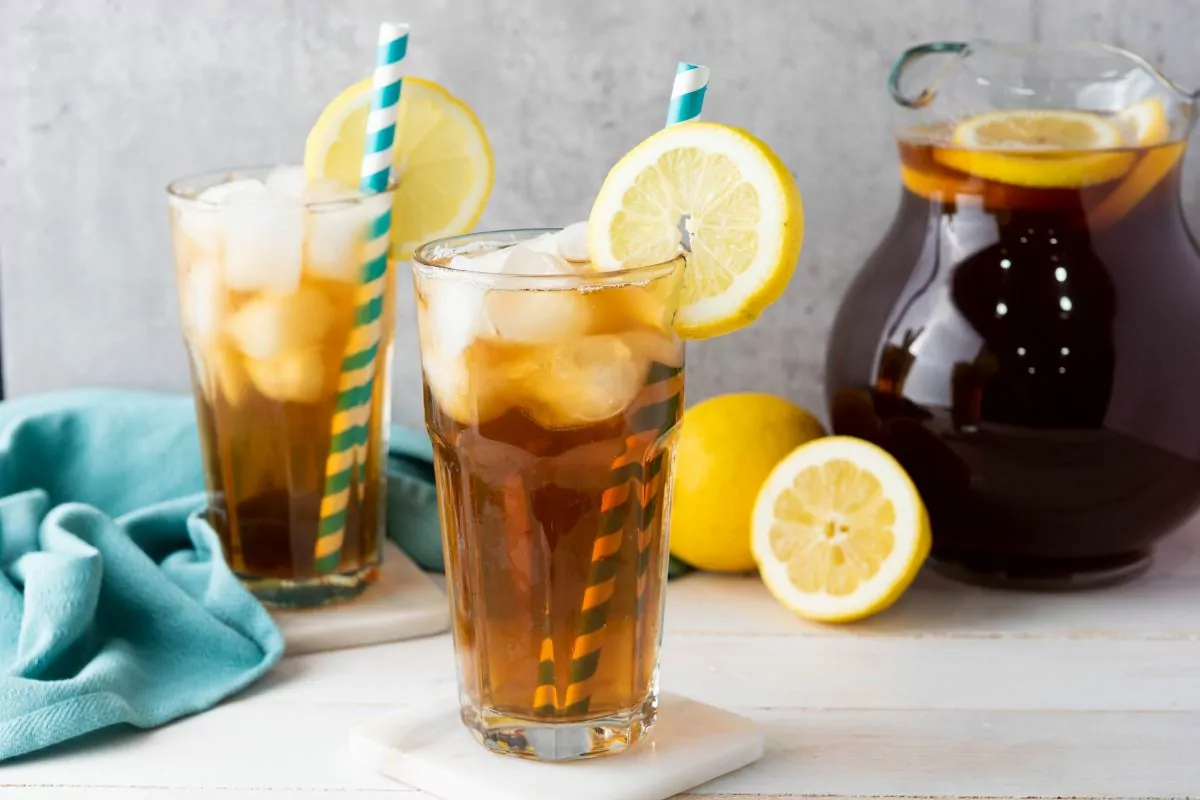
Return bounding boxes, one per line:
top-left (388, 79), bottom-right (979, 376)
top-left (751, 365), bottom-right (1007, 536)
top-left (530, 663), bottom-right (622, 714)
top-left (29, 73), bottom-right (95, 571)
top-left (314, 21), bottom-right (408, 574)
top-left (666, 61), bottom-right (709, 125)
top-left (560, 60), bottom-right (710, 716)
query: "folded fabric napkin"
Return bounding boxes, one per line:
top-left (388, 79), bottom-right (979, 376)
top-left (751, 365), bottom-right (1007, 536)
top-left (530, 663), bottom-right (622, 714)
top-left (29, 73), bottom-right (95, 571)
top-left (0, 390), bottom-right (285, 761)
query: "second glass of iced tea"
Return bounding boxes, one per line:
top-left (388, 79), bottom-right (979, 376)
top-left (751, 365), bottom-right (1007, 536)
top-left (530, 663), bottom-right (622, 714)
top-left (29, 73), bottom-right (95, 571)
top-left (168, 167), bottom-right (396, 608)
top-left (414, 229), bottom-right (684, 760)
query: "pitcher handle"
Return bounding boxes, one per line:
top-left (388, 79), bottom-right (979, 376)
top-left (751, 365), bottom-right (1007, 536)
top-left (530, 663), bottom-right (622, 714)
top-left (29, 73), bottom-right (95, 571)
top-left (888, 42), bottom-right (970, 109)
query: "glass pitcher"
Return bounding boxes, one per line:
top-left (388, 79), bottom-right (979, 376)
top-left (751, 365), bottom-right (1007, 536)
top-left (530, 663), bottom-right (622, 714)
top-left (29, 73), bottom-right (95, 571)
top-left (826, 41), bottom-right (1200, 588)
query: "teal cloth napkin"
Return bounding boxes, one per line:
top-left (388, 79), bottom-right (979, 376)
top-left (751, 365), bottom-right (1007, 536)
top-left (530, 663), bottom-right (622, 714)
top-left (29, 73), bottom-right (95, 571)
top-left (0, 390), bottom-right (286, 761)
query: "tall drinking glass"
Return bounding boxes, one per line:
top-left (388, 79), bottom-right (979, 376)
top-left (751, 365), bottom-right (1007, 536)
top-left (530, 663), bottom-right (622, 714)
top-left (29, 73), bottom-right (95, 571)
top-left (414, 229), bottom-right (685, 760)
top-left (167, 167), bottom-right (396, 607)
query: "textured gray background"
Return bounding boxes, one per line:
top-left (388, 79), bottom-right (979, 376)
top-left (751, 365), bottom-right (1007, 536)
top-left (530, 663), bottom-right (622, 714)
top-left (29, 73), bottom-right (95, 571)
top-left (4, 0), bottom-right (1200, 428)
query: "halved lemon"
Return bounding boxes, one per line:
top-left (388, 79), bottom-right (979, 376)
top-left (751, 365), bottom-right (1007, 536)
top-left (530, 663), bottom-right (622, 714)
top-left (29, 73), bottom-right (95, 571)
top-left (751, 437), bottom-right (930, 623)
top-left (588, 122), bottom-right (804, 340)
top-left (935, 109), bottom-right (1135, 188)
top-left (305, 77), bottom-right (493, 260)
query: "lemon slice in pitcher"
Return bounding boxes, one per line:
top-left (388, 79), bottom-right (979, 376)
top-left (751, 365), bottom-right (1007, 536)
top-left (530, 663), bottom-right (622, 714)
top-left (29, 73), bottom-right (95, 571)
top-left (305, 77), bottom-right (493, 260)
top-left (751, 437), bottom-right (930, 622)
top-left (588, 122), bottom-right (804, 340)
top-left (1091, 98), bottom-right (1181, 228)
top-left (935, 109), bottom-right (1135, 188)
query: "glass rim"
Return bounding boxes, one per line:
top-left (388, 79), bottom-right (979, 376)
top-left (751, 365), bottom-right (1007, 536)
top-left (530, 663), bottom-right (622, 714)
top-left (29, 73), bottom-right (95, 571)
top-left (412, 228), bottom-right (685, 285)
top-left (165, 164), bottom-right (397, 210)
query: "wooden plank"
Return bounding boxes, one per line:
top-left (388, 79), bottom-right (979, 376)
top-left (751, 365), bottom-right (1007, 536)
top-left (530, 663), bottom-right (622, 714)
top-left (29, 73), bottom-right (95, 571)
top-left (0, 792), bottom-right (413, 799)
top-left (687, 708), bottom-right (1200, 799)
top-left (661, 636), bottom-right (1200, 711)
top-left (6, 707), bottom-right (1194, 798)
top-left (666, 525), bottom-right (1200, 640)
top-left (245, 630), bottom-right (1200, 712)
top-left (0, 704), bottom-right (414, 793)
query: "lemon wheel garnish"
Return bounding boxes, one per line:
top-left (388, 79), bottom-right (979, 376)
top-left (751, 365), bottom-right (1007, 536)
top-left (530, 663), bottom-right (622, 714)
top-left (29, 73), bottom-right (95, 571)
top-left (751, 437), bottom-right (930, 623)
top-left (305, 76), bottom-right (493, 260)
top-left (588, 122), bottom-right (804, 340)
top-left (935, 109), bottom-right (1135, 188)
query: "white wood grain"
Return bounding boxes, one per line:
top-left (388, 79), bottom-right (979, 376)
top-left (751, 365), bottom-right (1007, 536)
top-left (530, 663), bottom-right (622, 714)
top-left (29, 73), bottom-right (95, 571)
top-left (692, 708), bottom-right (1200, 798)
top-left (666, 524), bottom-right (1200, 640)
top-left (232, 628), bottom-right (1200, 712)
top-left (0, 704), bottom-right (412, 793)
top-left (1, 792), bottom-right (409, 799)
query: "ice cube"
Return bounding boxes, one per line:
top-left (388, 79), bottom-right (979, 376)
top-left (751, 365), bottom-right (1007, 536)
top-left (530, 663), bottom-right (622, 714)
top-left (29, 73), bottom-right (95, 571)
top-left (173, 202), bottom-right (222, 257)
top-left (528, 335), bottom-right (646, 428)
top-left (485, 287), bottom-right (590, 343)
top-left (555, 222), bottom-right (590, 262)
top-left (622, 328), bottom-right (683, 368)
top-left (500, 244), bottom-right (574, 276)
top-left (180, 260), bottom-right (224, 346)
top-left (226, 287), bottom-right (333, 360)
top-left (305, 178), bottom-right (357, 203)
top-left (245, 347), bottom-right (326, 404)
top-left (421, 276), bottom-right (495, 359)
top-left (451, 249), bottom-right (509, 274)
top-left (523, 233), bottom-right (561, 256)
top-left (306, 203), bottom-right (367, 283)
top-left (207, 345), bottom-right (250, 406)
top-left (264, 166), bottom-right (309, 201)
top-left (198, 178), bottom-right (268, 205)
top-left (220, 186), bottom-right (304, 293)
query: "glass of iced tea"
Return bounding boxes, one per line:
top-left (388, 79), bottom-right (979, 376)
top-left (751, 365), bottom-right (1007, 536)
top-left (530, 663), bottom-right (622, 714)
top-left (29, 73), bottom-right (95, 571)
top-left (414, 228), bottom-right (684, 760)
top-left (167, 166), bottom-right (396, 607)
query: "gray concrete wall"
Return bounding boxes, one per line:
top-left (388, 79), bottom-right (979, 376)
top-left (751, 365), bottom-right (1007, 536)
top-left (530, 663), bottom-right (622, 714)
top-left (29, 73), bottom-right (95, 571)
top-left (3, 0), bottom-right (1200, 427)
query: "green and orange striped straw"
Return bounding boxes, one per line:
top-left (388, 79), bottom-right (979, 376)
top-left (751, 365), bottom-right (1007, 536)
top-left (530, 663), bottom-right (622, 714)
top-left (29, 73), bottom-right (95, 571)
top-left (314, 21), bottom-right (408, 573)
top-left (535, 61), bottom-right (707, 716)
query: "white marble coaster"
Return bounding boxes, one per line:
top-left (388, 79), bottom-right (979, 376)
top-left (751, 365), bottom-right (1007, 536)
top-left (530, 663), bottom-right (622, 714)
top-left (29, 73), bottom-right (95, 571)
top-left (271, 542), bottom-right (449, 655)
top-left (348, 693), bottom-right (763, 800)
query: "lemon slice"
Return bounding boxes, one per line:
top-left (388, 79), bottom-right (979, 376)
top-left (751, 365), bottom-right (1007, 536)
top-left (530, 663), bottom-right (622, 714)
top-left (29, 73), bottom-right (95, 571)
top-left (1117, 97), bottom-right (1171, 146)
top-left (934, 109), bottom-right (1135, 188)
top-left (588, 122), bottom-right (804, 340)
top-left (305, 76), bottom-right (493, 260)
top-left (1091, 98), bottom-right (1181, 228)
top-left (751, 436), bottom-right (930, 623)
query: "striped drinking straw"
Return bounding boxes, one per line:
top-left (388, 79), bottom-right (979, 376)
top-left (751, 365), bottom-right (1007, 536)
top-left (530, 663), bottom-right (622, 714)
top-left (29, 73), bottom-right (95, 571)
top-left (313, 22), bottom-right (409, 574)
top-left (666, 62), bottom-right (710, 126)
top-left (549, 61), bottom-right (707, 716)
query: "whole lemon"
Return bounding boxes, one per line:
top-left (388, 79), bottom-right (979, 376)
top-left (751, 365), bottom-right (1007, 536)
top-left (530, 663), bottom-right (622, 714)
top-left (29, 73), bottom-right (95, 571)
top-left (670, 393), bottom-right (826, 572)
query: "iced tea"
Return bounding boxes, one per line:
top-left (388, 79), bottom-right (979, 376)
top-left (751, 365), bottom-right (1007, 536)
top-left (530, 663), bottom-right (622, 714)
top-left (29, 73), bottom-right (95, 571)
top-left (168, 167), bottom-right (396, 606)
top-left (415, 229), bottom-right (684, 760)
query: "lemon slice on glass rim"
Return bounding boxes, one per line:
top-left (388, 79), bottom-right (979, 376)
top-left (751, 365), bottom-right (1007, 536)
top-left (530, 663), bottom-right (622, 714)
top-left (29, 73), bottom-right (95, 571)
top-left (751, 436), bottom-right (930, 623)
top-left (935, 108), bottom-right (1136, 188)
top-left (304, 76), bottom-right (493, 260)
top-left (588, 122), bottom-right (804, 340)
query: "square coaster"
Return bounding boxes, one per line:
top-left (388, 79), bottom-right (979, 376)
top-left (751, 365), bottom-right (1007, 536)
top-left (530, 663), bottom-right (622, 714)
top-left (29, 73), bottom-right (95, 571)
top-left (271, 542), bottom-right (449, 655)
top-left (348, 693), bottom-right (763, 800)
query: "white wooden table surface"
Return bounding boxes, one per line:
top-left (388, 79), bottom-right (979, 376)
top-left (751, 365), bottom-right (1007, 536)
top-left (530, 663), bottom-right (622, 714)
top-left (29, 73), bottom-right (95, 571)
top-left (5, 522), bottom-right (1200, 799)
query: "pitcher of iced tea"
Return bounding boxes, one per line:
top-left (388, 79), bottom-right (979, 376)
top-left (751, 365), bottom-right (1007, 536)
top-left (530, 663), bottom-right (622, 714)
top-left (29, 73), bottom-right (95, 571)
top-left (827, 41), bottom-right (1200, 588)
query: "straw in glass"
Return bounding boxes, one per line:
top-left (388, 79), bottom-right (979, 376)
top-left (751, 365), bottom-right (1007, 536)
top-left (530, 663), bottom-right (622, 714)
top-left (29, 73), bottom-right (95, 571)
top-left (558, 62), bottom-right (707, 716)
top-left (313, 21), bottom-right (409, 574)
top-left (666, 61), bottom-right (710, 126)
